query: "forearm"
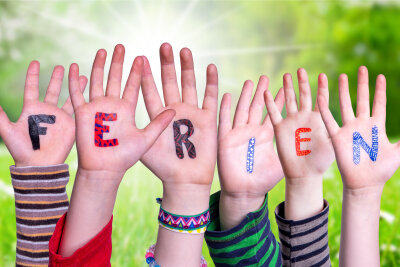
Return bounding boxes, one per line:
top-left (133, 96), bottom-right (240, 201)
top-left (339, 186), bottom-right (383, 267)
top-left (284, 175), bottom-right (324, 220)
top-left (219, 191), bottom-right (264, 230)
top-left (10, 164), bottom-right (69, 267)
top-left (155, 183), bottom-right (211, 267)
top-left (58, 168), bottom-right (121, 257)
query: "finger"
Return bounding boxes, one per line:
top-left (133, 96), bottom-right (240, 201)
top-left (356, 66), bottom-right (370, 118)
top-left (23, 60), bottom-right (40, 103)
top-left (160, 43), bottom-right (180, 105)
top-left (68, 64), bottom-right (86, 110)
top-left (62, 75), bottom-right (88, 116)
top-left (0, 105), bottom-right (12, 139)
top-left (44, 65), bottom-right (64, 105)
top-left (89, 49), bottom-right (107, 100)
top-left (283, 73), bottom-right (298, 114)
top-left (202, 64), bottom-right (219, 115)
top-left (141, 56), bottom-right (163, 120)
top-left (142, 109), bottom-right (176, 149)
top-left (297, 68), bottom-right (312, 111)
top-left (372, 74), bottom-right (386, 122)
top-left (263, 88), bottom-right (284, 126)
top-left (232, 80), bottom-right (253, 128)
top-left (338, 73), bottom-right (355, 124)
top-left (317, 89), bottom-right (340, 136)
top-left (106, 44), bottom-right (125, 97)
top-left (248, 75), bottom-right (268, 124)
top-left (264, 89), bottom-right (283, 126)
top-left (180, 48), bottom-right (198, 106)
top-left (315, 73), bottom-right (330, 113)
top-left (122, 56), bottom-right (143, 109)
top-left (218, 93), bottom-right (232, 140)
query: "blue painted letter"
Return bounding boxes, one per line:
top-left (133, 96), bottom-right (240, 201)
top-left (352, 125), bottom-right (378, 165)
top-left (246, 137), bottom-right (255, 173)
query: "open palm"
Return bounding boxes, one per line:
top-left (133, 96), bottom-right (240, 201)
top-left (69, 45), bottom-right (175, 176)
top-left (318, 66), bottom-right (400, 190)
top-left (218, 76), bottom-right (284, 198)
top-left (0, 61), bottom-right (87, 166)
top-left (265, 69), bottom-right (334, 180)
top-left (140, 43), bottom-right (218, 186)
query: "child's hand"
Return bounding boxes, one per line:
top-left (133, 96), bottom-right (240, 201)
top-left (140, 43), bottom-right (218, 266)
top-left (70, 45), bottom-right (175, 183)
top-left (140, 43), bottom-right (218, 213)
top-left (218, 76), bottom-right (285, 229)
top-left (0, 61), bottom-right (87, 166)
top-left (318, 66), bottom-right (399, 191)
top-left (59, 45), bottom-right (175, 257)
top-left (317, 66), bottom-right (399, 267)
top-left (265, 68), bottom-right (335, 219)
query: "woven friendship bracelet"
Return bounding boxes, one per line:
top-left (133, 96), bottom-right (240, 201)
top-left (145, 244), bottom-right (208, 267)
top-left (157, 198), bottom-right (210, 234)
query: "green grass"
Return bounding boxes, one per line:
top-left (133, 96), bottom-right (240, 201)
top-left (0, 144), bottom-right (399, 266)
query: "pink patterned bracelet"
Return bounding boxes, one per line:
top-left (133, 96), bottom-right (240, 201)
top-left (145, 244), bottom-right (207, 267)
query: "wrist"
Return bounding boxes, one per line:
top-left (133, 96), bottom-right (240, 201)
top-left (285, 175), bottom-right (324, 220)
top-left (75, 167), bottom-right (124, 194)
top-left (15, 160), bottom-right (66, 168)
top-left (161, 183), bottom-right (211, 215)
top-left (219, 191), bottom-right (265, 230)
top-left (220, 191), bottom-right (265, 214)
top-left (343, 185), bottom-right (383, 206)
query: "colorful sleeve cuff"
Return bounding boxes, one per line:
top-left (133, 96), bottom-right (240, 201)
top-left (10, 164), bottom-right (70, 267)
top-left (274, 200), bottom-right (330, 267)
top-left (205, 191), bottom-right (282, 267)
top-left (49, 213), bottom-right (113, 267)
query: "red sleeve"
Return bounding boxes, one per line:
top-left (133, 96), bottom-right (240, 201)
top-left (49, 213), bottom-right (113, 267)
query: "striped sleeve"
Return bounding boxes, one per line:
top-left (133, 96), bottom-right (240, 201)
top-left (10, 164), bottom-right (70, 267)
top-left (205, 191), bottom-right (282, 267)
top-left (275, 200), bottom-right (330, 267)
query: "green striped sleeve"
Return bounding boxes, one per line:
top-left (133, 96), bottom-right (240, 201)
top-left (205, 191), bottom-right (282, 267)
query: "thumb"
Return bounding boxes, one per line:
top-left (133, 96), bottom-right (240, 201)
top-left (0, 105), bottom-right (12, 139)
top-left (142, 109), bottom-right (176, 149)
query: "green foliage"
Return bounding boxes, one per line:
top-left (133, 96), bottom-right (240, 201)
top-left (329, 3), bottom-right (400, 135)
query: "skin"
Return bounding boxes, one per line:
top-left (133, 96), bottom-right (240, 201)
top-left (58, 44), bottom-right (175, 257)
top-left (217, 76), bottom-right (285, 230)
top-left (140, 43), bottom-right (218, 267)
top-left (0, 60), bottom-right (87, 167)
top-left (265, 68), bottom-right (335, 220)
top-left (317, 66), bottom-right (400, 267)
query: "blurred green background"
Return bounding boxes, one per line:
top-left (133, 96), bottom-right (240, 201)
top-left (0, 0), bottom-right (399, 266)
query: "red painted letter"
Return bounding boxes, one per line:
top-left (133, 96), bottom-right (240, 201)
top-left (94, 112), bottom-right (119, 147)
top-left (295, 128), bottom-right (311, 156)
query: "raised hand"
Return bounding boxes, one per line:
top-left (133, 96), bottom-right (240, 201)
top-left (317, 66), bottom-right (400, 267)
top-left (59, 44), bottom-right (175, 257)
top-left (265, 68), bottom-right (335, 220)
top-left (0, 61), bottom-right (87, 166)
top-left (140, 43), bottom-right (218, 210)
top-left (217, 76), bottom-right (285, 229)
top-left (140, 43), bottom-right (218, 266)
top-left (69, 45), bottom-right (175, 179)
top-left (318, 66), bottom-right (399, 190)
